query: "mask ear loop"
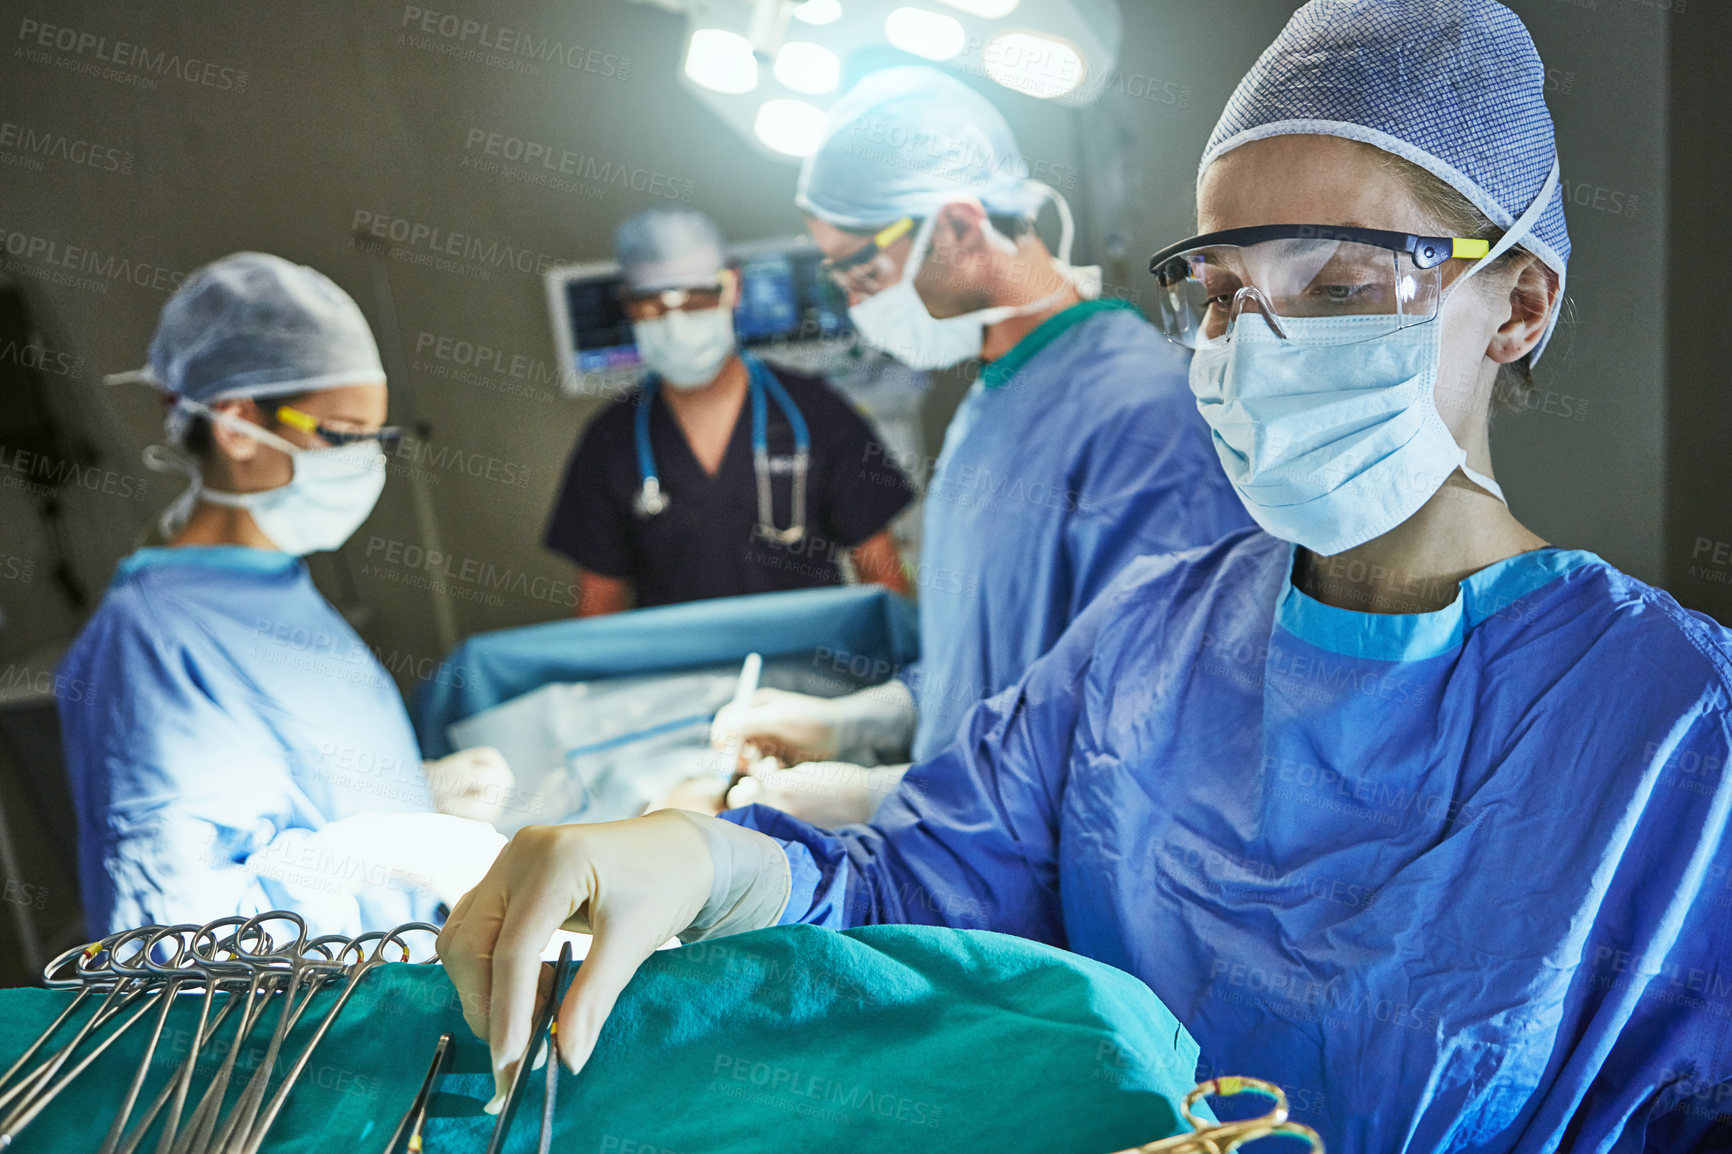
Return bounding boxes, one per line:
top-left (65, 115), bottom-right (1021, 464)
top-left (1432, 157), bottom-right (1561, 505)
top-left (183, 402), bottom-right (309, 511)
top-left (898, 209), bottom-right (945, 292)
top-left (137, 444), bottom-right (202, 547)
top-left (1019, 178), bottom-right (1103, 301)
top-left (1451, 158), bottom-right (1561, 290)
top-left (1457, 157), bottom-right (1564, 362)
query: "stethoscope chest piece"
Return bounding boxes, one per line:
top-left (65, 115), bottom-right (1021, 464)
top-left (633, 475), bottom-right (670, 517)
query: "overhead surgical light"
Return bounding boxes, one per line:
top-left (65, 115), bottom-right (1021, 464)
top-left (937, 0), bottom-right (1020, 17)
top-left (792, 0), bottom-right (843, 25)
top-left (684, 28), bottom-right (758, 95)
top-left (983, 31), bottom-right (1084, 99)
top-left (642, 0), bottom-right (1122, 162)
top-left (753, 98), bottom-right (828, 156)
top-left (884, 7), bottom-right (967, 61)
top-left (774, 41), bottom-right (841, 94)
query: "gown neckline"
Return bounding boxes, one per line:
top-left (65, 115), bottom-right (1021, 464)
top-left (1274, 542), bottom-right (1601, 661)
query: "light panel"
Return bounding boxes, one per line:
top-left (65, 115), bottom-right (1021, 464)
top-left (937, 0), bottom-right (1020, 17)
top-left (774, 41), bottom-right (841, 94)
top-left (753, 98), bottom-right (829, 156)
top-left (792, 0), bottom-right (843, 25)
top-left (983, 31), bottom-right (1085, 99)
top-left (884, 7), bottom-right (967, 61)
top-left (684, 28), bottom-right (758, 95)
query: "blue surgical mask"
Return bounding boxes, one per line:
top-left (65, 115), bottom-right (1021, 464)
top-left (846, 187), bottom-right (1101, 372)
top-left (181, 404), bottom-right (387, 555)
top-left (1185, 156), bottom-right (1560, 558)
top-left (1189, 313), bottom-right (1503, 557)
top-left (633, 307), bottom-right (736, 390)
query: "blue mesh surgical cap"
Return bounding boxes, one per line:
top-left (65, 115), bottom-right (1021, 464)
top-left (796, 66), bottom-right (1046, 230)
top-left (1201, 0), bottom-right (1570, 356)
top-left (614, 208), bottom-right (728, 295)
top-left (108, 252), bottom-right (386, 442)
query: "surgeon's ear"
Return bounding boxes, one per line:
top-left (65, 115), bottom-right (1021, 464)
top-left (1487, 257), bottom-right (1560, 365)
top-left (929, 201), bottom-right (989, 260)
top-left (208, 399), bottom-right (261, 462)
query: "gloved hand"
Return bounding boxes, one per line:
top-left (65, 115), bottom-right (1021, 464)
top-left (726, 758), bottom-right (910, 827)
top-left (438, 810), bottom-right (790, 1106)
top-left (650, 775), bottom-right (729, 816)
top-left (425, 746), bottom-right (516, 825)
top-left (246, 812), bottom-right (507, 909)
top-left (709, 681), bottom-right (916, 767)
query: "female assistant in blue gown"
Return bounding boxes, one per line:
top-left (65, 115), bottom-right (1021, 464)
top-left (438, 4), bottom-right (1732, 1150)
top-left (64, 253), bottom-right (505, 939)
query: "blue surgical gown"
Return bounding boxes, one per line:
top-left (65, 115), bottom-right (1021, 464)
top-left (734, 530), bottom-right (1732, 1152)
top-left (59, 546), bottom-right (440, 937)
top-left (907, 298), bottom-right (1252, 759)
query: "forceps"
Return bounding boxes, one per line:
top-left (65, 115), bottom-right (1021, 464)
top-left (484, 941), bottom-right (577, 1154)
top-left (381, 1033), bottom-right (451, 1154)
top-left (1114, 1076), bottom-right (1325, 1153)
top-left (0, 914), bottom-right (436, 1153)
top-left (228, 921), bottom-right (439, 1154)
top-left (0, 927), bottom-right (168, 1139)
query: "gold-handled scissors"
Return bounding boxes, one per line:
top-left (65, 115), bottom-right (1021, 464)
top-left (1110, 1076), bottom-right (1325, 1153)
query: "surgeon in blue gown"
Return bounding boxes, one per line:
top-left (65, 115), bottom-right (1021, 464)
top-left (440, 5), bottom-right (1732, 1150)
top-left (711, 66), bottom-right (1252, 796)
top-left (64, 252), bottom-right (505, 938)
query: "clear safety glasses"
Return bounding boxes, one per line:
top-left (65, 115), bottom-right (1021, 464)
top-left (1146, 225), bottom-right (1491, 348)
top-left (272, 404), bottom-right (404, 453)
top-left (620, 285), bottom-right (726, 320)
top-left (820, 217), bottom-right (916, 298)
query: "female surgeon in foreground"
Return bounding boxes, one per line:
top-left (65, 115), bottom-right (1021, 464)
top-left (438, 4), bottom-right (1732, 1149)
top-left (65, 252), bottom-right (506, 938)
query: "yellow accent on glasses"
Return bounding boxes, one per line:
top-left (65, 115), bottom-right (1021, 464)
top-left (273, 404), bottom-right (403, 451)
top-left (821, 216), bottom-right (917, 285)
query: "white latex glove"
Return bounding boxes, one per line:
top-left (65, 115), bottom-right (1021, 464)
top-left (246, 812), bottom-right (507, 909)
top-left (438, 810), bottom-right (790, 1106)
top-left (425, 746), bottom-right (516, 825)
top-left (709, 681), bottom-right (916, 767)
top-left (725, 759), bottom-right (910, 827)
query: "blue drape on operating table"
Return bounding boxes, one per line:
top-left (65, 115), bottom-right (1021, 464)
top-left (413, 586), bottom-right (918, 757)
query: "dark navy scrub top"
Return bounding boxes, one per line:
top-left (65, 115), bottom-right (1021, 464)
top-left (545, 365), bottom-right (915, 608)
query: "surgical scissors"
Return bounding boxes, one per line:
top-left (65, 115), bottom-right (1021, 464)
top-left (484, 940), bottom-right (577, 1154)
top-left (1112, 1076), bottom-right (1325, 1153)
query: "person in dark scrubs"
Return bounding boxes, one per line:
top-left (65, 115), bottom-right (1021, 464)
top-left (546, 209), bottom-right (915, 615)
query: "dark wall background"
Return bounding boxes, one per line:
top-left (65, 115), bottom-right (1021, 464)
top-left (0, 0), bottom-right (1706, 675)
top-left (1665, 0), bottom-right (1732, 624)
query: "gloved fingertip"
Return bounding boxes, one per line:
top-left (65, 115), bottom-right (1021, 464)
top-left (483, 1088), bottom-right (506, 1115)
top-left (560, 1032), bottom-right (594, 1076)
top-left (532, 1038), bottom-right (548, 1071)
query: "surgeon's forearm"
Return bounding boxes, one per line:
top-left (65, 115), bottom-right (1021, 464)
top-left (577, 570), bottom-right (632, 617)
top-left (851, 531), bottom-right (911, 597)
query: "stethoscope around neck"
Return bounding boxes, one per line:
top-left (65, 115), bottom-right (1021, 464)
top-left (633, 352), bottom-right (811, 545)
